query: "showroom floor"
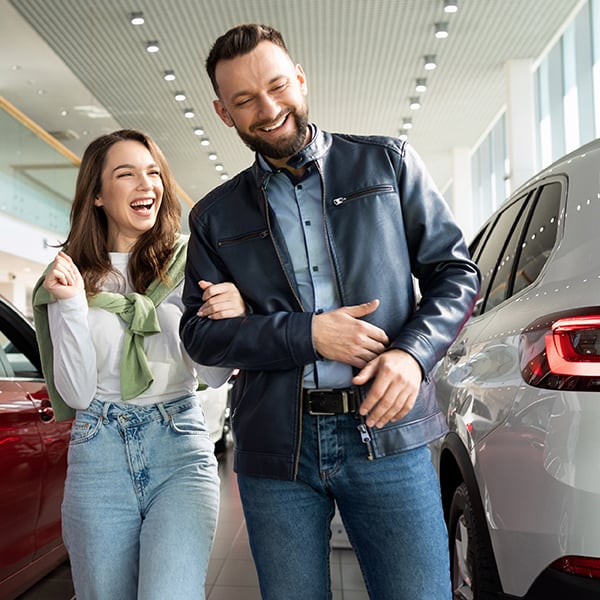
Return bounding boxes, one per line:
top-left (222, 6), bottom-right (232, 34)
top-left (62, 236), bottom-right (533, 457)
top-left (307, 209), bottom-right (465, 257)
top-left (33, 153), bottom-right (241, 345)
top-left (17, 445), bottom-right (369, 600)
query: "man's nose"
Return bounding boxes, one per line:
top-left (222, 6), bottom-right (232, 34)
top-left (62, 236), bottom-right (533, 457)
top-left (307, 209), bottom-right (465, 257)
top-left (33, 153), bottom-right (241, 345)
top-left (256, 93), bottom-right (280, 120)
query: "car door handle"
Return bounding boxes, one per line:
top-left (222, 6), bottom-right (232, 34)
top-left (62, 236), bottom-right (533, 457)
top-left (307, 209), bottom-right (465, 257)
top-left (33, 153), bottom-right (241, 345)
top-left (38, 398), bottom-right (55, 422)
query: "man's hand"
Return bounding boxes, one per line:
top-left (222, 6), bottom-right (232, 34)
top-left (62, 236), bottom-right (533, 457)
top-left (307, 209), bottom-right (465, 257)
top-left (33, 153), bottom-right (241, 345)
top-left (197, 280), bottom-right (246, 320)
top-left (353, 349), bottom-right (422, 428)
top-left (312, 300), bottom-right (389, 368)
top-left (43, 251), bottom-right (85, 300)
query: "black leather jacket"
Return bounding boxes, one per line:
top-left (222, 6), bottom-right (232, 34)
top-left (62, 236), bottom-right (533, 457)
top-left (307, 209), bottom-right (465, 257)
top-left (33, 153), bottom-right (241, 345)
top-left (181, 126), bottom-right (480, 480)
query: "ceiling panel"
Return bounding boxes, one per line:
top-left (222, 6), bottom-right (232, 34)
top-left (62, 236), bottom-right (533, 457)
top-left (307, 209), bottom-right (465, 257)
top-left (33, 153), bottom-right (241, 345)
top-left (2, 0), bottom-right (585, 203)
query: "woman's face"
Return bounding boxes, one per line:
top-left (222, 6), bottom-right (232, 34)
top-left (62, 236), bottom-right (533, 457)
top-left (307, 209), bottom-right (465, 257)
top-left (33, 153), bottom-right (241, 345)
top-left (94, 140), bottom-right (163, 252)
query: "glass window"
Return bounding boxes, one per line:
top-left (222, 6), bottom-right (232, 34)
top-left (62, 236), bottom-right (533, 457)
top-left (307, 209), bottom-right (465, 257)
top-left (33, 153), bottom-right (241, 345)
top-left (512, 182), bottom-right (562, 296)
top-left (0, 300), bottom-right (41, 379)
top-left (472, 194), bottom-right (530, 316)
top-left (484, 204), bottom-right (530, 312)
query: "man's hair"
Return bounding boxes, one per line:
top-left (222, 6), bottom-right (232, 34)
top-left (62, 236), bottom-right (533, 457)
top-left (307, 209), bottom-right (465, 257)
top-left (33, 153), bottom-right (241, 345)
top-left (206, 23), bottom-right (290, 96)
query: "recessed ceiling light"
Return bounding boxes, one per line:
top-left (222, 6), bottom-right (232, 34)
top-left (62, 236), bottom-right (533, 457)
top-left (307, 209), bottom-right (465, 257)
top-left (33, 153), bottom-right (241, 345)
top-left (220, 173), bottom-right (229, 180)
top-left (208, 152), bottom-right (217, 160)
top-left (130, 12), bottom-right (144, 25)
top-left (200, 138), bottom-right (210, 146)
top-left (193, 127), bottom-right (205, 136)
top-left (402, 117), bottom-right (413, 130)
top-left (163, 70), bottom-right (176, 81)
top-left (435, 22), bottom-right (449, 39)
top-left (183, 108), bottom-right (195, 118)
top-left (174, 92), bottom-right (186, 102)
top-left (146, 41), bottom-right (159, 53)
top-left (424, 55), bottom-right (437, 70)
top-left (409, 97), bottom-right (421, 110)
top-left (415, 78), bottom-right (427, 93)
top-left (443, 0), bottom-right (458, 13)
top-left (215, 164), bottom-right (224, 171)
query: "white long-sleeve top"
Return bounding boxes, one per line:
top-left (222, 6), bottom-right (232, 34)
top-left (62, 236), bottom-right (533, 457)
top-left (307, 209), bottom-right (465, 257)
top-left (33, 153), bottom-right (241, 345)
top-left (47, 252), bottom-right (231, 410)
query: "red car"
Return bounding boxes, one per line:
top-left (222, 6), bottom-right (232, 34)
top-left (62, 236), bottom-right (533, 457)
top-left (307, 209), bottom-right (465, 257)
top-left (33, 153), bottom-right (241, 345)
top-left (0, 296), bottom-right (71, 600)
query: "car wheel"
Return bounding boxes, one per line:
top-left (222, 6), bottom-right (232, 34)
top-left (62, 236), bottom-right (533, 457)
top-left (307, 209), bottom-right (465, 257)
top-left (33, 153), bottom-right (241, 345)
top-left (448, 482), bottom-right (500, 600)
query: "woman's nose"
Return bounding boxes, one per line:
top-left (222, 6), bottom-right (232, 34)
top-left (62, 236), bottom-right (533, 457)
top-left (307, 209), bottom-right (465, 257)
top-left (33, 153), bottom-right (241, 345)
top-left (137, 175), bottom-right (152, 189)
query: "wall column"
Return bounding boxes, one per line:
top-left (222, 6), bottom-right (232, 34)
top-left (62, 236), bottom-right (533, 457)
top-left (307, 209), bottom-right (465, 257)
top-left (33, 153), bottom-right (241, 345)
top-left (450, 146), bottom-right (474, 240)
top-left (505, 59), bottom-right (537, 191)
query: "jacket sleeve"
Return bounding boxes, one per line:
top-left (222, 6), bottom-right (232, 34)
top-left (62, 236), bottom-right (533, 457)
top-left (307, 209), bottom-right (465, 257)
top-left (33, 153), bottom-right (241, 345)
top-left (180, 209), bottom-right (318, 371)
top-left (391, 143), bottom-right (481, 375)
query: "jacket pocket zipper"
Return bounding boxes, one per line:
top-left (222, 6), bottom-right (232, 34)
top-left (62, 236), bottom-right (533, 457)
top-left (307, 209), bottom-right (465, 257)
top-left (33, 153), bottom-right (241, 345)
top-left (217, 229), bottom-right (269, 247)
top-left (332, 184), bottom-right (395, 206)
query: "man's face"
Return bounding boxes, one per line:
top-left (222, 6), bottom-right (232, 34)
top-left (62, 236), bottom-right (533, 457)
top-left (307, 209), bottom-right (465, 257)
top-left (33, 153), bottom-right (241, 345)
top-left (213, 41), bottom-right (309, 163)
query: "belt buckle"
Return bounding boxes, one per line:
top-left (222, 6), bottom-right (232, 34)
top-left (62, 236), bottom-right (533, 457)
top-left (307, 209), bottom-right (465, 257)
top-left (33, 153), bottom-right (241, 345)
top-left (306, 389), bottom-right (349, 416)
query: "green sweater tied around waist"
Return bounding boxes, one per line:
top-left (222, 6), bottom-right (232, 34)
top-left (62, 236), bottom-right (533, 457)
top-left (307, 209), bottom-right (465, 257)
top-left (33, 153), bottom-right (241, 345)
top-left (32, 237), bottom-right (188, 421)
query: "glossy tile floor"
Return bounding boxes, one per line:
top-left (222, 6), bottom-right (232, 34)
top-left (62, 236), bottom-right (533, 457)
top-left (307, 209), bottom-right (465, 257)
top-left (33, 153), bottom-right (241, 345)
top-left (17, 444), bottom-right (369, 600)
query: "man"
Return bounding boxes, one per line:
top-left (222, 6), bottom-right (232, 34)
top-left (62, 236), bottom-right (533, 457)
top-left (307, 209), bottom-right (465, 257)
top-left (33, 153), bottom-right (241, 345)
top-left (181, 23), bottom-right (480, 599)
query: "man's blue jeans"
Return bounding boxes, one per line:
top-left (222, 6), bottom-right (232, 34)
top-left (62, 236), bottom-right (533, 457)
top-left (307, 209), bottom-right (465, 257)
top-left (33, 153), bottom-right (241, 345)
top-left (237, 412), bottom-right (452, 599)
top-left (61, 395), bottom-right (219, 600)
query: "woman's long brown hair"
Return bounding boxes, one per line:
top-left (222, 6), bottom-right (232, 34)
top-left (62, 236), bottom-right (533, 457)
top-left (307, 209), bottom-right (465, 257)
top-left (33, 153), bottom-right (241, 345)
top-left (61, 129), bottom-right (181, 295)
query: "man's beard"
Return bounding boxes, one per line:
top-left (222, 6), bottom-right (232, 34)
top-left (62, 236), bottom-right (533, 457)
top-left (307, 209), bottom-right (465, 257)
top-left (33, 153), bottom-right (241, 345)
top-left (236, 108), bottom-right (309, 160)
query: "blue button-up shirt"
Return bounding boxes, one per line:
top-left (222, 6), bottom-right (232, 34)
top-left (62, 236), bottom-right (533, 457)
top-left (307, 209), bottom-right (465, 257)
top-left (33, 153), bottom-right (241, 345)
top-left (259, 140), bottom-right (353, 389)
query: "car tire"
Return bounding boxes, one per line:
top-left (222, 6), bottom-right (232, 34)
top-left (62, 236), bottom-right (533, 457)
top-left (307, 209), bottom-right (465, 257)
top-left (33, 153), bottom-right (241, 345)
top-left (448, 482), bottom-right (501, 600)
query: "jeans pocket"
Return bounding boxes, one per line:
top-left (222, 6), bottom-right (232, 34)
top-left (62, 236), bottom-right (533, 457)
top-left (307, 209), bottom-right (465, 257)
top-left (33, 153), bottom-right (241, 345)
top-left (169, 405), bottom-right (209, 436)
top-left (70, 411), bottom-right (103, 445)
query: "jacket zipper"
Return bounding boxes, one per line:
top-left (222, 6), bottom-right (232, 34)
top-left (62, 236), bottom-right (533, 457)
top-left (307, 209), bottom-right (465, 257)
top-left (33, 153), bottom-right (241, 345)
top-left (314, 162), bottom-right (344, 305)
top-left (261, 187), bottom-right (304, 311)
top-left (260, 186), bottom-right (306, 479)
top-left (316, 163), bottom-right (376, 462)
top-left (332, 184), bottom-right (395, 206)
top-left (217, 229), bottom-right (269, 247)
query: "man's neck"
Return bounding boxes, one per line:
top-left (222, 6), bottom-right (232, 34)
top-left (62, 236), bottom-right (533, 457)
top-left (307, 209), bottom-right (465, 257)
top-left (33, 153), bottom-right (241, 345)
top-left (264, 126), bottom-right (313, 177)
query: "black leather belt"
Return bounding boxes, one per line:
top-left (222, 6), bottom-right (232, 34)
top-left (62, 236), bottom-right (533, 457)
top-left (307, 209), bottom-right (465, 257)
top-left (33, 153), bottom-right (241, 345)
top-left (302, 388), bottom-right (359, 415)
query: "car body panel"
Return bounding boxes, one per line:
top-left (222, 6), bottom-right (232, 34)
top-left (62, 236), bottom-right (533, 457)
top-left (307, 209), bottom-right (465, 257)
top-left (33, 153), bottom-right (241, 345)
top-left (0, 297), bottom-right (70, 600)
top-left (0, 295), bottom-right (231, 598)
top-left (198, 381), bottom-right (230, 446)
top-left (433, 139), bottom-right (600, 597)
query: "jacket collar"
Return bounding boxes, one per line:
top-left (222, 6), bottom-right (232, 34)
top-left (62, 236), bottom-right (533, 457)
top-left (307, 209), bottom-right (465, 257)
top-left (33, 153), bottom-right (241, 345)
top-left (252, 124), bottom-right (332, 186)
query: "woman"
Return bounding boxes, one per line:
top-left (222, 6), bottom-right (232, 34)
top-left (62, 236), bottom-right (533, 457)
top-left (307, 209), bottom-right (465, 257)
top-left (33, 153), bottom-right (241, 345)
top-left (32, 129), bottom-right (244, 599)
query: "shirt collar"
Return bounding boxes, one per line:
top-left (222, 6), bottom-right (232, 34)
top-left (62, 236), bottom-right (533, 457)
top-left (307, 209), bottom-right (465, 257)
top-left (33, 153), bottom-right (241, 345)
top-left (257, 123), bottom-right (327, 172)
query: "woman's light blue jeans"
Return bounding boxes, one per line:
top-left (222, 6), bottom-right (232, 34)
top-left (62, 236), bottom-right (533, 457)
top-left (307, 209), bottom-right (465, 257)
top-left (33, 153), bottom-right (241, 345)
top-left (61, 395), bottom-right (219, 600)
top-left (237, 412), bottom-right (452, 600)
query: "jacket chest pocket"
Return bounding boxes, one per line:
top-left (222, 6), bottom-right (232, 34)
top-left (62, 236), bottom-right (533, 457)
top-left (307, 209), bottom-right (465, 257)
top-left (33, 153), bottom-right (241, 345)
top-left (331, 184), bottom-right (395, 206)
top-left (217, 229), bottom-right (270, 248)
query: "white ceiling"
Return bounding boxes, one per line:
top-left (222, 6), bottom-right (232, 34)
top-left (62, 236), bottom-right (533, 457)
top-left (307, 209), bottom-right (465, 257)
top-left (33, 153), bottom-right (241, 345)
top-left (0, 0), bottom-right (585, 288)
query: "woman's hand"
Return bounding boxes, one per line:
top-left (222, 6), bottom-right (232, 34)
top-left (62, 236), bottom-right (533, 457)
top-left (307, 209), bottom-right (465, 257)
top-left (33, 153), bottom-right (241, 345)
top-left (196, 280), bottom-right (246, 319)
top-left (43, 251), bottom-right (85, 300)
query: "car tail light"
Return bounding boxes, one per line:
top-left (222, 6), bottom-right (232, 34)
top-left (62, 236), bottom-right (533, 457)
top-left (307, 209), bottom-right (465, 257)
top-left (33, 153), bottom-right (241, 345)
top-left (551, 556), bottom-right (600, 578)
top-left (521, 312), bottom-right (600, 391)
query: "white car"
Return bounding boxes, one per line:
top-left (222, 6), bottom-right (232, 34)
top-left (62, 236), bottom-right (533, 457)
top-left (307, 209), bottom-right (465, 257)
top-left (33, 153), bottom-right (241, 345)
top-left (432, 139), bottom-right (600, 599)
top-left (198, 380), bottom-right (231, 454)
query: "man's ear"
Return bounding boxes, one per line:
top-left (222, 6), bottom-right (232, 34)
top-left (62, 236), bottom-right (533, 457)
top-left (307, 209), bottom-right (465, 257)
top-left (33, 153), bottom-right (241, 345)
top-left (296, 64), bottom-right (307, 96)
top-left (213, 99), bottom-right (234, 128)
